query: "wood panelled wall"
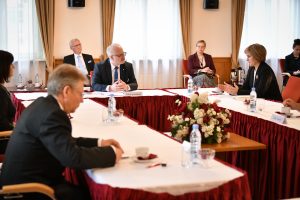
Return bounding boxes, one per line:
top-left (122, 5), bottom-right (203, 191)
top-left (213, 57), bottom-right (232, 84)
top-left (52, 56), bottom-right (232, 88)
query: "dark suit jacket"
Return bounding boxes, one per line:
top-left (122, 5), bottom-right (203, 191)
top-left (188, 53), bottom-right (216, 78)
top-left (63, 53), bottom-right (95, 75)
top-left (0, 85), bottom-right (15, 131)
top-left (284, 53), bottom-right (300, 76)
top-left (92, 58), bottom-right (138, 91)
top-left (238, 62), bottom-right (282, 101)
top-left (0, 95), bottom-right (116, 187)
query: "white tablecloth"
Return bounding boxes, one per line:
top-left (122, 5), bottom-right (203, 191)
top-left (167, 88), bottom-right (300, 131)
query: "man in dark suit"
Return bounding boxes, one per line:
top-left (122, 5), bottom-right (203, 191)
top-left (63, 38), bottom-right (95, 84)
top-left (92, 43), bottom-right (138, 92)
top-left (0, 64), bottom-right (124, 200)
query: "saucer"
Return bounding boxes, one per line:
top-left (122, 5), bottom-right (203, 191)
top-left (132, 156), bottom-right (157, 163)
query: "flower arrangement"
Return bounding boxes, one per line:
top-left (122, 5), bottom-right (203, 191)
top-left (168, 92), bottom-right (231, 144)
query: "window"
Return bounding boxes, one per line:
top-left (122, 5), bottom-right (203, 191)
top-left (239, 0), bottom-right (300, 89)
top-left (113, 0), bottom-right (183, 89)
top-left (0, 0), bottom-right (45, 86)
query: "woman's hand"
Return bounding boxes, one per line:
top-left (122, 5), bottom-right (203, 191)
top-left (218, 82), bottom-right (239, 95)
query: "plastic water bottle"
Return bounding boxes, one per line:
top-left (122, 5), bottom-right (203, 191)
top-left (108, 94), bottom-right (116, 121)
top-left (190, 124), bottom-right (201, 164)
top-left (35, 73), bottom-right (39, 83)
top-left (18, 74), bottom-right (23, 84)
top-left (187, 76), bottom-right (193, 94)
top-left (249, 87), bottom-right (257, 112)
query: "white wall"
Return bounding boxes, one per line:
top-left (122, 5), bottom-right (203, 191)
top-left (54, 0), bottom-right (231, 58)
top-left (54, 0), bottom-right (103, 58)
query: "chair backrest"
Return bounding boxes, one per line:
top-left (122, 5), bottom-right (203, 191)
top-left (278, 59), bottom-right (285, 72)
top-left (282, 76), bottom-right (300, 102)
top-left (0, 183), bottom-right (56, 200)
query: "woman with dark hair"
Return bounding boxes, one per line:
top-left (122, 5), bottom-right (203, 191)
top-left (0, 50), bottom-right (16, 153)
top-left (219, 43), bottom-right (282, 101)
top-left (283, 39), bottom-right (300, 85)
top-left (188, 40), bottom-right (216, 87)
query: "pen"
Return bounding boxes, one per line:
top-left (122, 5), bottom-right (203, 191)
top-left (146, 163), bottom-right (167, 168)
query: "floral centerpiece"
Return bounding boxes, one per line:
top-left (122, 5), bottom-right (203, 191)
top-left (168, 92), bottom-right (231, 144)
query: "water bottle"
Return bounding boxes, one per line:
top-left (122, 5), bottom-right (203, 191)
top-left (190, 124), bottom-right (201, 164)
top-left (187, 76), bottom-right (193, 94)
top-left (35, 73), bottom-right (39, 83)
top-left (249, 87), bottom-right (257, 112)
top-left (108, 94), bottom-right (116, 122)
top-left (18, 74), bottom-right (23, 84)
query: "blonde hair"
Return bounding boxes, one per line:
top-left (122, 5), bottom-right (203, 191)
top-left (47, 64), bottom-right (86, 96)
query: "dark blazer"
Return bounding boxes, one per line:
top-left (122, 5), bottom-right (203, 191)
top-left (92, 58), bottom-right (138, 91)
top-left (188, 53), bottom-right (216, 78)
top-left (238, 62), bottom-right (282, 101)
top-left (0, 85), bottom-right (15, 131)
top-left (63, 53), bottom-right (95, 74)
top-left (284, 53), bottom-right (300, 76)
top-left (0, 95), bottom-right (116, 187)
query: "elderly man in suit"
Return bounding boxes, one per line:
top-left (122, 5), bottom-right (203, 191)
top-left (63, 38), bottom-right (94, 84)
top-left (92, 43), bottom-right (138, 92)
top-left (0, 64), bottom-right (124, 200)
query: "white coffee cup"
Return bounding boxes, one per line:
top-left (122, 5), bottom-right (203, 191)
top-left (135, 147), bottom-right (149, 158)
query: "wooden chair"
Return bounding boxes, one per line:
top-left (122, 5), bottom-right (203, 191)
top-left (0, 183), bottom-right (56, 200)
top-left (282, 76), bottom-right (300, 102)
top-left (182, 59), bottom-right (220, 88)
top-left (0, 130), bottom-right (13, 162)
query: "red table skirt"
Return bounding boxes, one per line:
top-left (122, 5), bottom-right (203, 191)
top-left (82, 171), bottom-right (251, 200)
top-left (90, 95), bottom-right (183, 132)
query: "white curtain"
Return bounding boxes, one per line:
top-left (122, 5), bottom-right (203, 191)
top-left (239, 0), bottom-right (300, 90)
top-left (0, 0), bottom-right (45, 87)
top-left (113, 0), bottom-right (183, 89)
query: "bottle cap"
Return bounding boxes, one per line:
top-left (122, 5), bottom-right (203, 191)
top-left (192, 124), bottom-right (199, 130)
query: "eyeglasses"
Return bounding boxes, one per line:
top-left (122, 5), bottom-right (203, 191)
top-left (112, 52), bottom-right (127, 58)
top-left (72, 43), bottom-right (81, 48)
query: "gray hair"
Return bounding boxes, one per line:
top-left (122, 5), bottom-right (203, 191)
top-left (47, 64), bottom-right (86, 96)
top-left (106, 43), bottom-right (122, 57)
top-left (69, 38), bottom-right (80, 48)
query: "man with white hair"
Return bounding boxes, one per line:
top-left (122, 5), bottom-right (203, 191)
top-left (92, 43), bottom-right (138, 92)
top-left (63, 38), bottom-right (94, 85)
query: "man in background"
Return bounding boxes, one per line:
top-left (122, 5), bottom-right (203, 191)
top-left (63, 38), bottom-right (94, 85)
top-left (0, 64), bottom-right (123, 200)
top-left (92, 43), bottom-right (138, 92)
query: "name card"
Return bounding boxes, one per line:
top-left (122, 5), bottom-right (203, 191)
top-left (271, 113), bottom-right (287, 124)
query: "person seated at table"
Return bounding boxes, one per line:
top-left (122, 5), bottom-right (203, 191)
top-left (283, 98), bottom-right (300, 111)
top-left (63, 38), bottom-right (95, 85)
top-left (0, 64), bottom-right (124, 200)
top-left (0, 50), bottom-right (16, 154)
top-left (92, 43), bottom-right (138, 92)
top-left (283, 39), bottom-right (300, 85)
top-left (188, 40), bottom-right (216, 87)
top-left (219, 43), bottom-right (282, 101)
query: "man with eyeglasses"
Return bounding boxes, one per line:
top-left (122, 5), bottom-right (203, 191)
top-left (92, 43), bottom-right (138, 92)
top-left (63, 38), bottom-right (95, 85)
top-left (1, 64), bottom-right (124, 200)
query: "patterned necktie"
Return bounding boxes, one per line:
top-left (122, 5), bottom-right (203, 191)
top-left (114, 66), bottom-right (118, 82)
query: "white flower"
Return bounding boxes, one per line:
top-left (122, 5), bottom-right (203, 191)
top-left (216, 126), bottom-right (221, 132)
top-left (198, 92), bottom-right (209, 104)
top-left (217, 138), bottom-right (222, 143)
top-left (184, 117), bottom-right (190, 122)
top-left (197, 118), bottom-right (203, 124)
top-left (204, 132), bottom-right (209, 138)
top-left (175, 99), bottom-right (182, 106)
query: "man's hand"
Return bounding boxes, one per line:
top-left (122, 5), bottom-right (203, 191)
top-left (110, 80), bottom-right (128, 92)
top-left (101, 139), bottom-right (124, 163)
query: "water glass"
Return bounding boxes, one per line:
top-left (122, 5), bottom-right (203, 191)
top-left (199, 148), bottom-right (215, 168)
top-left (181, 141), bottom-right (191, 168)
top-left (101, 108), bottom-right (109, 124)
top-left (257, 99), bottom-right (266, 112)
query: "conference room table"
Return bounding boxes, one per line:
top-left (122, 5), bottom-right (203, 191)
top-left (12, 88), bottom-right (300, 199)
top-left (19, 99), bottom-right (251, 200)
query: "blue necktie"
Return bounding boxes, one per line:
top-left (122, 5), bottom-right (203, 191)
top-left (114, 67), bottom-right (118, 82)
